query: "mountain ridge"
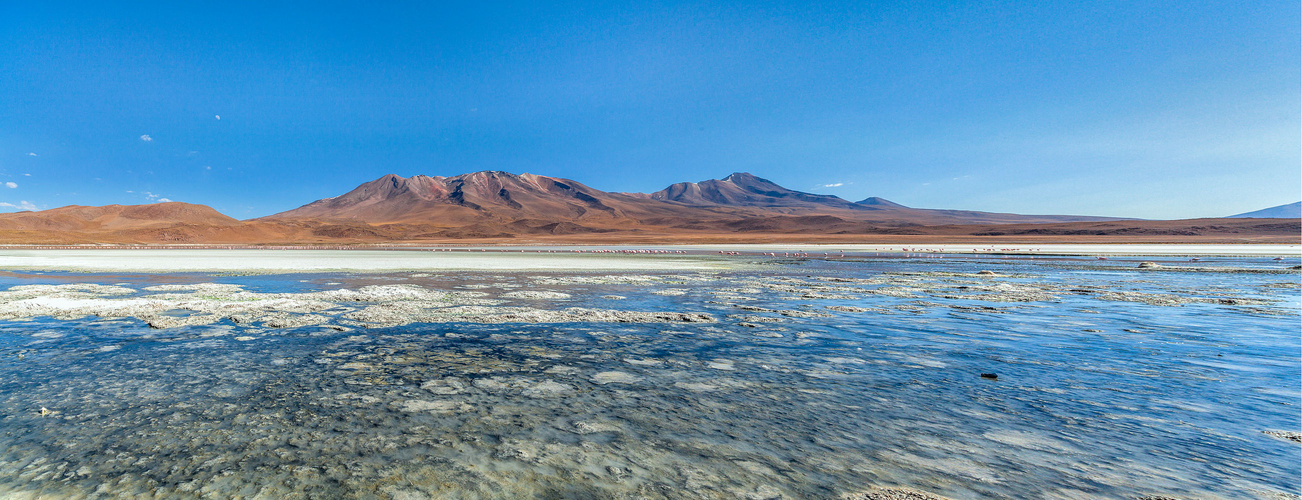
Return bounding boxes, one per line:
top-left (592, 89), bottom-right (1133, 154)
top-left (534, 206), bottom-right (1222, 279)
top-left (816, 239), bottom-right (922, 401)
top-left (1, 171), bottom-right (1295, 244)
top-left (265, 170), bottom-right (1119, 226)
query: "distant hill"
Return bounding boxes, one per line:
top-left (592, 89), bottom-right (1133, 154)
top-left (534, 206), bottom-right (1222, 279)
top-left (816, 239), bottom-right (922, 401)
top-left (0, 202), bottom-right (240, 232)
top-left (648, 172), bottom-right (866, 211)
top-left (0, 202), bottom-right (294, 244)
top-left (1227, 202), bottom-right (1301, 219)
top-left (856, 197), bottom-right (907, 208)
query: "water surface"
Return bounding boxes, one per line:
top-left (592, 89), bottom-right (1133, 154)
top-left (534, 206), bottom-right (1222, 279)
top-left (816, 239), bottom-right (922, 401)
top-left (0, 256), bottom-right (1297, 499)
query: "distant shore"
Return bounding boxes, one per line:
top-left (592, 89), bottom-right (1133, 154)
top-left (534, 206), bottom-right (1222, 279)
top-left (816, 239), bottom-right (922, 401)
top-left (0, 244), bottom-right (1296, 274)
top-left (0, 242), bottom-right (1297, 255)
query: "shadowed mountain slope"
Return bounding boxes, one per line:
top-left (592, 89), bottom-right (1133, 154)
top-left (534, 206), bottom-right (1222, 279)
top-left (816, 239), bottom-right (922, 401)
top-left (1228, 202), bottom-right (1301, 219)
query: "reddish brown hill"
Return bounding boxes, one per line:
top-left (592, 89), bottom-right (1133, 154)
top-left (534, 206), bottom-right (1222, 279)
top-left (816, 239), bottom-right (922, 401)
top-left (0, 203), bottom-right (241, 232)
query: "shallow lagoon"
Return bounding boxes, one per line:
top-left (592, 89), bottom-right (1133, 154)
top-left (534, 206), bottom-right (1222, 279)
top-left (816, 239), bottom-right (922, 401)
top-left (0, 254), bottom-right (1297, 499)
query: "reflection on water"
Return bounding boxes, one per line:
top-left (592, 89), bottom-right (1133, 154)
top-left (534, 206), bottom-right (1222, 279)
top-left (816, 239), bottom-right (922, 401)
top-left (0, 257), bottom-right (1297, 499)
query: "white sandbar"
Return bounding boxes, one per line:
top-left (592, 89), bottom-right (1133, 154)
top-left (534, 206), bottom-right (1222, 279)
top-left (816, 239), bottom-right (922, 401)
top-left (642, 244), bottom-right (1302, 257)
top-left (0, 250), bottom-right (737, 273)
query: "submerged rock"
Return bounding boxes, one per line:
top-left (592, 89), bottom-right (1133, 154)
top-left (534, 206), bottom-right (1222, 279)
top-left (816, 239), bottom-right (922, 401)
top-left (844, 487), bottom-right (952, 500)
top-left (825, 305), bottom-right (872, 313)
top-left (522, 380), bottom-right (574, 398)
top-left (590, 371), bottom-right (642, 384)
top-left (501, 290), bottom-right (572, 300)
top-left (398, 399), bottom-right (471, 414)
top-left (1264, 429), bottom-right (1302, 443)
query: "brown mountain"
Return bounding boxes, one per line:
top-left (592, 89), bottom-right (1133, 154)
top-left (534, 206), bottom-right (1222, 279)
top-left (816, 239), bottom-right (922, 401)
top-left (266, 171), bottom-right (1120, 228)
top-left (263, 171), bottom-right (669, 224)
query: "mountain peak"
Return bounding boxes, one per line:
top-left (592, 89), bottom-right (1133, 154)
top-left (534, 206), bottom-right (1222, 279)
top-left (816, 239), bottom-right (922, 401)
top-left (856, 197), bottom-right (907, 209)
top-left (722, 171), bottom-right (757, 182)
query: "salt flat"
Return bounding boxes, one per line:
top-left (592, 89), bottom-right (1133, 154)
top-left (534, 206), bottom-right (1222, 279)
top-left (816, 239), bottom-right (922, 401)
top-left (0, 249), bottom-right (737, 272)
top-left (0, 245), bottom-right (1295, 274)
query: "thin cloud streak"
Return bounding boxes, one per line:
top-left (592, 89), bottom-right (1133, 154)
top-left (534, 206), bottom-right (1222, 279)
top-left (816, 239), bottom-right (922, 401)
top-left (0, 201), bottom-right (37, 211)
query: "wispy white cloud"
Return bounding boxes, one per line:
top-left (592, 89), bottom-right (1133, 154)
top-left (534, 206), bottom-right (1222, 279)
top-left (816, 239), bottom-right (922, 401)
top-left (143, 192), bottom-right (173, 203)
top-left (22, 173), bottom-right (30, 176)
top-left (27, 153), bottom-right (37, 157)
top-left (139, 134), bottom-right (153, 142)
top-left (0, 201), bottom-right (37, 211)
top-left (215, 115), bottom-right (220, 120)
top-left (820, 182), bottom-right (844, 188)
top-left (4, 182), bottom-right (16, 189)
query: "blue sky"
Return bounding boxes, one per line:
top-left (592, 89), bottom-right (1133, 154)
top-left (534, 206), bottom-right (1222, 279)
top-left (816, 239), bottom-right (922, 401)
top-left (2, 1), bottom-right (1297, 219)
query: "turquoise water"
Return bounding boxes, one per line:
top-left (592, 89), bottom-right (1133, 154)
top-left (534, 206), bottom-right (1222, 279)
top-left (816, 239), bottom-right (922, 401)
top-left (0, 256), bottom-right (1297, 499)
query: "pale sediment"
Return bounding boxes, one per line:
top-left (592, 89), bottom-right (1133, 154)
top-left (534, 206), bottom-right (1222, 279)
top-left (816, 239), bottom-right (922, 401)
top-left (844, 487), bottom-right (952, 500)
top-left (0, 283), bottom-right (715, 330)
top-left (0, 260), bottom-right (1289, 331)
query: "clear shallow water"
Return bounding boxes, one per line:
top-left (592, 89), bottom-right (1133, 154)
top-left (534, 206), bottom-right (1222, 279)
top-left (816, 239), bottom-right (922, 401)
top-left (0, 257), bottom-right (1297, 499)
